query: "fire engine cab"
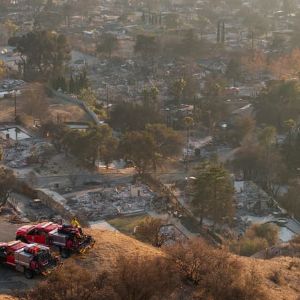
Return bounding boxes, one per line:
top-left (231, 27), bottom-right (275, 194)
top-left (0, 240), bottom-right (59, 278)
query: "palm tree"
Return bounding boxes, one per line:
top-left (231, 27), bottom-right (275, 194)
top-left (173, 78), bottom-right (186, 106)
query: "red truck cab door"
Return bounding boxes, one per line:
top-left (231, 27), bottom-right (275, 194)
top-left (34, 229), bottom-right (47, 245)
top-left (26, 229), bottom-right (36, 243)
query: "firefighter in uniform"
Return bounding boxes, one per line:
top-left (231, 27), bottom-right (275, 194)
top-left (71, 217), bottom-right (83, 235)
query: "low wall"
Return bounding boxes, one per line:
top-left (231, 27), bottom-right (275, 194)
top-left (36, 188), bottom-right (74, 220)
top-left (51, 89), bottom-right (100, 125)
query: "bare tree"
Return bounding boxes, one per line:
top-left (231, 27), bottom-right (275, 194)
top-left (0, 167), bottom-right (16, 208)
top-left (135, 216), bottom-right (165, 247)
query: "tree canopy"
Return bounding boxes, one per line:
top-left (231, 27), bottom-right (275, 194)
top-left (16, 30), bottom-right (70, 80)
top-left (253, 80), bottom-right (300, 129)
top-left (119, 124), bottom-right (182, 174)
top-left (134, 34), bottom-right (159, 59)
top-left (109, 102), bottom-right (162, 132)
top-left (96, 33), bottom-right (119, 58)
top-left (192, 162), bottom-right (235, 225)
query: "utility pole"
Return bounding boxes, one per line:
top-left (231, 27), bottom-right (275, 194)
top-left (221, 21), bottom-right (225, 44)
top-left (14, 90), bottom-right (17, 122)
top-left (217, 21), bottom-right (220, 43)
top-left (106, 84), bottom-right (109, 116)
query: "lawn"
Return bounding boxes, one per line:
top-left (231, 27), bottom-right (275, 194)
top-left (107, 214), bottom-right (148, 236)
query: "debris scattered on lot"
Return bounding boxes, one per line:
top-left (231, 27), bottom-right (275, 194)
top-left (67, 184), bottom-right (156, 221)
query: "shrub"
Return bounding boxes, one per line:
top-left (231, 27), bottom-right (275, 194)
top-left (135, 216), bottom-right (165, 247)
top-left (231, 237), bottom-right (268, 257)
top-left (22, 262), bottom-right (116, 300)
top-left (269, 270), bottom-right (286, 286)
top-left (166, 239), bottom-right (268, 300)
top-left (246, 224), bottom-right (279, 246)
top-left (22, 256), bottom-right (178, 300)
top-left (22, 240), bottom-right (268, 300)
top-left (113, 255), bottom-right (178, 300)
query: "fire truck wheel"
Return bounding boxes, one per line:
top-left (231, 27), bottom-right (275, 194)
top-left (24, 269), bottom-right (34, 279)
top-left (60, 248), bottom-right (70, 258)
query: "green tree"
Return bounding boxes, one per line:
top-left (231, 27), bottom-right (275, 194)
top-left (74, 70), bottom-right (89, 93)
top-left (171, 78), bottom-right (186, 105)
top-left (230, 116), bottom-right (256, 145)
top-left (243, 12), bottom-right (269, 37)
top-left (109, 102), bottom-right (162, 132)
top-left (192, 162), bottom-right (235, 226)
top-left (233, 142), bottom-right (287, 197)
top-left (142, 86), bottom-right (159, 108)
top-left (196, 76), bottom-right (228, 133)
top-left (180, 29), bottom-right (202, 57)
top-left (69, 75), bottom-right (75, 93)
top-left (97, 127), bottom-right (118, 168)
top-left (134, 34), bottom-right (159, 61)
top-left (0, 167), bottom-right (16, 207)
top-left (226, 58), bottom-right (242, 86)
top-left (16, 30), bottom-right (70, 80)
top-left (145, 123), bottom-right (183, 158)
top-left (4, 19), bottom-right (19, 38)
top-left (78, 87), bottom-right (97, 107)
top-left (279, 182), bottom-right (300, 219)
top-left (119, 131), bottom-right (157, 174)
top-left (96, 33), bottom-right (119, 58)
top-left (0, 60), bottom-right (6, 79)
top-left (258, 126), bottom-right (277, 148)
top-left (84, 125), bottom-right (116, 166)
top-left (254, 80), bottom-right (300, 129)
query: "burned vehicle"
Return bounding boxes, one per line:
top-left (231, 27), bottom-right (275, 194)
top-left (0, 240), bottom-right (59, 278)
top-left (16, 222), bottom-right (95, 258)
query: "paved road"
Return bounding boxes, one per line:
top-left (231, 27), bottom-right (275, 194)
top-left (0, 220), bottom-right (20, 242)
top-left (0, 268), bottom-right (36, 294)
top-left (0, 220), bottom-right (37, 294)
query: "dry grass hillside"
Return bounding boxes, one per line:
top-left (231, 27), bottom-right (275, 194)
top-left (0, 296), bottom-right (15, 300)
top-left (1, 229), bottom-right (299, 300)
top-left (237, 256), bottom-right (300, 300)
top-left (69, 229), bottom-right (300, 300)
top-left (75, 229), bottom-right (165, 272)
